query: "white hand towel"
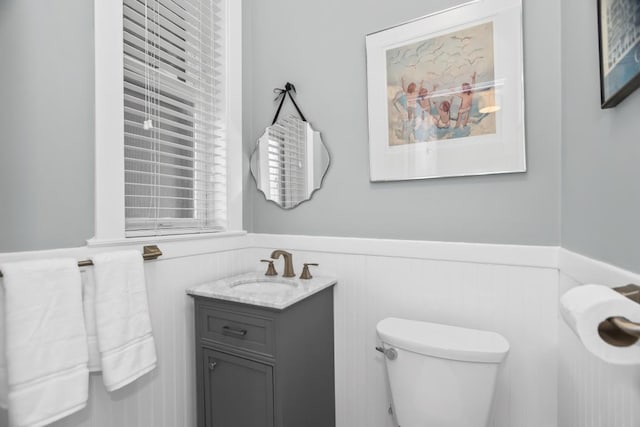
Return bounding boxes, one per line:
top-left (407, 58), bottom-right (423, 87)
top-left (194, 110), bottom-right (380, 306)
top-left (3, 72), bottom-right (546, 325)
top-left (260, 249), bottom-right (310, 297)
top-left (0, 258), bottom-right (89, 427)
top-left (92, 250), bottom-right (157, 392)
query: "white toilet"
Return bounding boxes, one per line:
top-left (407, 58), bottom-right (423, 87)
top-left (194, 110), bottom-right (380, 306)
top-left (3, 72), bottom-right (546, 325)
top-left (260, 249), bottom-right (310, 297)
top-left (376, 317), bottom-right (509, 427)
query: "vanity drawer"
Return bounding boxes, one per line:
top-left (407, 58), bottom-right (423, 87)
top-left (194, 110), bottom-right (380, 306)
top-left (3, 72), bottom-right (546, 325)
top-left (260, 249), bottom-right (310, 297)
top-left (199, 306), bottom-right (275, 357)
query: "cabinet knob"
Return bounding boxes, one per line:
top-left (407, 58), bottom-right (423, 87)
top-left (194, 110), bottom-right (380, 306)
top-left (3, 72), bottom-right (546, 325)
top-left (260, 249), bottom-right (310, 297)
top-left (209, 361), bottom-right (217, 371)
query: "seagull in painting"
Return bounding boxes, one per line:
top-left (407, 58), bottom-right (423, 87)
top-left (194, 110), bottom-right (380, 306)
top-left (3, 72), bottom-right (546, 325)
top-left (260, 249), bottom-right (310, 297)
top-left (403, 56), bottom-right (421, 68)
top-left (401, 49), bottom-right (413, 59)
top-left (424, 51), bottom-right (444, 64)
top-left (451, 35), bottom-right (473, 42)
top-left (403, 50), bottom-right (418, 60)
top-left (399, 50), bottom-right (422, 68)
top-left (466, 56), bottom-right (484, 65)
top-left (388, 50), bottom-right (402, 63)
top-left (391, 49), bottom-right (414, 65)
top-left (416, 41), bottom-right (431, 56)
top-left (429, 43), bottom-right (444, 55)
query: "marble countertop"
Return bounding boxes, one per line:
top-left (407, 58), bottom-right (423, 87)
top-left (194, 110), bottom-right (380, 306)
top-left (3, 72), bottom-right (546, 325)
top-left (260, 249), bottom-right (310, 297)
top-left (186, 272), bottom-right (337, 310)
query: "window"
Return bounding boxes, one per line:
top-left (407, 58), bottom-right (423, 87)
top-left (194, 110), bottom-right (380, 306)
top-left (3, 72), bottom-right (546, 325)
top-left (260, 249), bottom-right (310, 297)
top-left (93, 0), bottom-right (241, 242)
top-left (123, 0), bottom-right (227, 236)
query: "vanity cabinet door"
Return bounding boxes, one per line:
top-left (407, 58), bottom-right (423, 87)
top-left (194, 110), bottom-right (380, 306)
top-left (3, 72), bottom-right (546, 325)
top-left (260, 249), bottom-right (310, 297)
top-left (203, 349), bottom-right (274, 427)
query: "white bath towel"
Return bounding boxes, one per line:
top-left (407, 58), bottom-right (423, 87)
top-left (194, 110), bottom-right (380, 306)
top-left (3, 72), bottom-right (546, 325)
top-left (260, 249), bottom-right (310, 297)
top-left (0, 258), bottom-right (89, 427)
top-left (0, 281), bottom-right (7, 410)
top-left (80, 270), bottom-right (101, 372)
top-left (92, 250), bottom-right (157, 391)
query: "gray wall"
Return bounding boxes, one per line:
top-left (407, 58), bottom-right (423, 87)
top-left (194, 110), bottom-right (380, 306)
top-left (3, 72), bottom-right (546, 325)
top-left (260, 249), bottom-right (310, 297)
top-left (244, 0), bottom-right (562, 245)
top-left (3, 0), bottom-right (638, 275)
top-left (0, 0), bottom-right (94, 252)
top-left (561, 0), bottom-right (640, 273)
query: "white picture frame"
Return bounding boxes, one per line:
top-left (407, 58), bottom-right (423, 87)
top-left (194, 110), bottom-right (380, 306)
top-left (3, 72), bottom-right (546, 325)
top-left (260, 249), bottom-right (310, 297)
top-left (365, 0), bottom-right (526, 182)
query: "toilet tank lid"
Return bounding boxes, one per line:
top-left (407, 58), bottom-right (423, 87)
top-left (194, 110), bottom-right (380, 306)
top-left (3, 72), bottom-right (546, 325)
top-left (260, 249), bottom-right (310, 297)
top-left (376, 318), bottom-right (509, 363)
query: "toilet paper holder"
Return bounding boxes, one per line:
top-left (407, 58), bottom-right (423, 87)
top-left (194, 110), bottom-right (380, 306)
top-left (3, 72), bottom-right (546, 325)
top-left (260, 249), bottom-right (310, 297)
top-left (598, 284), bottom-right (640, 347)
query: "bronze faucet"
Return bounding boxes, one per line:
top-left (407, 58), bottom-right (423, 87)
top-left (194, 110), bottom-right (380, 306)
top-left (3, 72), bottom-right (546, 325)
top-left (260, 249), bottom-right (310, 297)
top-left (270, 249), bottom-right (295, 278)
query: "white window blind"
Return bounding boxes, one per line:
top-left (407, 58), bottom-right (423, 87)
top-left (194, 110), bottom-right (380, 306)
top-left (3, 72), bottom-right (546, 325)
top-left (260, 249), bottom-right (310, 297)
top-left (123, 0), bottom-right (227, 236)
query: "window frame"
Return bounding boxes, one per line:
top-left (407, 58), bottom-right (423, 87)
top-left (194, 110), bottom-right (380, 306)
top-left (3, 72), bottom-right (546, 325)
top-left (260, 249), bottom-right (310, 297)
top-left (92, 0), bottom-right (243, 244)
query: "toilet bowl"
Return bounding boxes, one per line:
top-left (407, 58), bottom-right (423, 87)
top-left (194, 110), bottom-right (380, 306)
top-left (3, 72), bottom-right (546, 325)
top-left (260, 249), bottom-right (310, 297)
top-left (376, 317), bottom-right (509, 427)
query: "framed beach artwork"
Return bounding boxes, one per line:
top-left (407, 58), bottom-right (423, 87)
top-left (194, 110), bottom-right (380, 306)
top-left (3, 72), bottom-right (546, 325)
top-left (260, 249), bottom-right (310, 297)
top-left (365, 0), bottom-right (526, 181)
top-left (598, 0), bottom-right (640, 108)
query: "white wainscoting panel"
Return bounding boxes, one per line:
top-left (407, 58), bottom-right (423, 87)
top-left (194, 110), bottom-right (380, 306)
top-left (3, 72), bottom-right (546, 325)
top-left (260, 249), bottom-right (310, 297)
top-left (1, 234), bottom-right (562, 427)
top-left (558, 250), bottom-right (640, 427)
top-left (250, 234), bottom-right (560, 427)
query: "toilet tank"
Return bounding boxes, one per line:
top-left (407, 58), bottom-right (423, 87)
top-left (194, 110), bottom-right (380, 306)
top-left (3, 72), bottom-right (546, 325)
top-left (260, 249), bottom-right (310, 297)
top-left (376, 318), bottom-right (509, 427)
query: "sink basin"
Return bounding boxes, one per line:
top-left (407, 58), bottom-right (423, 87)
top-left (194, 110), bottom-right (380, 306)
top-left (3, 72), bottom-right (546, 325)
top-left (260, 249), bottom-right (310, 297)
top-left (187, 272), bottom-right (337, 310)
top-left (229, 279), bottom-right (297, 295)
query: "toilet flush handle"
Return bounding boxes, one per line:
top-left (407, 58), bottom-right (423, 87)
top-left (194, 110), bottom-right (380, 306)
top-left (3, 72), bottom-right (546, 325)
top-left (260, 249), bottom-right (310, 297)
top-left (375, 346), bottom-right (398, 361)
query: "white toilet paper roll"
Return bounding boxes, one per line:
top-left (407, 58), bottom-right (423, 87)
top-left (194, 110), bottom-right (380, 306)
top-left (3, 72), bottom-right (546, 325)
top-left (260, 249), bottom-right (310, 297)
top-left (560, 284), bottom-right (640, 365)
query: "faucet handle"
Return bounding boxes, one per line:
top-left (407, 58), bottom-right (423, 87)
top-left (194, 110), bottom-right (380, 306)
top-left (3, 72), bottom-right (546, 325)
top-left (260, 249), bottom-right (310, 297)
top-left (300, 263), bottom-right (319, 280)
top-left (261, 259), bottom-right (278, 276)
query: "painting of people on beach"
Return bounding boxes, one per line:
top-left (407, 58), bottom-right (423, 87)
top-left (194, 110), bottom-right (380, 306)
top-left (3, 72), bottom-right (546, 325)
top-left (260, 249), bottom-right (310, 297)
top-left (386, 22), bottom-right (497, 146)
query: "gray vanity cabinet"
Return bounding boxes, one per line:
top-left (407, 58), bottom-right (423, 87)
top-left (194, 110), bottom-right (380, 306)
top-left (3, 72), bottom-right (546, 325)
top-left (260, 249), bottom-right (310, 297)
top-left (193, 286), bottom-right (335, 427)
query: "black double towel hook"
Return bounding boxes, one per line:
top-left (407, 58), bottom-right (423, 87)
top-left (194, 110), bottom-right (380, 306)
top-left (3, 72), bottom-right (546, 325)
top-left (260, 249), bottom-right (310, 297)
top-left (272, 82), bottom-right (307, 125)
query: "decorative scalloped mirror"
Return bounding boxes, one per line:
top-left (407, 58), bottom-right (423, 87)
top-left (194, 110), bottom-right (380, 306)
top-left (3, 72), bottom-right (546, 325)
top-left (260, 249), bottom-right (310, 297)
top-left (250, 115), bottom-right (330, 209)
